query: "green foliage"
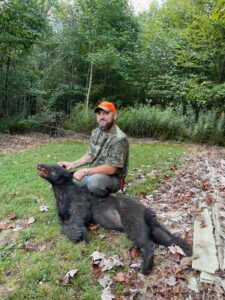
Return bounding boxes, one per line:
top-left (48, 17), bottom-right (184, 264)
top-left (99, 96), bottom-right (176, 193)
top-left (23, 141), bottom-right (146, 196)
top-left (118, 105), bottom-right (187, 140)
top-left (191, 111), bottom-right (225, 146)
top-left (57, 103), bottom-right (225, 146)
top-left (0, 0), bottom-right (47, 118)
top-left (63, 103), bottom-right (96, 133)
top-left (1, 115), bottom-right (39, 133)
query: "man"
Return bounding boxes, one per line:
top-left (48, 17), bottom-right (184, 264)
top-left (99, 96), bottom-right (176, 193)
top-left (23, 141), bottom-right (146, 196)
top-left (59, 101), bottom-right (129, 197)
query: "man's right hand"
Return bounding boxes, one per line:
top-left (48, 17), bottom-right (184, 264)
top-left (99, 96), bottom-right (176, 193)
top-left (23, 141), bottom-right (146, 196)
top-left (58, 161), bottom-right (74, 171)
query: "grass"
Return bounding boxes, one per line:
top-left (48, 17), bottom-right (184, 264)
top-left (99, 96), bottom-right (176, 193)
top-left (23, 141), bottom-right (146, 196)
top-left (0, 141), bottom-right (185, 299)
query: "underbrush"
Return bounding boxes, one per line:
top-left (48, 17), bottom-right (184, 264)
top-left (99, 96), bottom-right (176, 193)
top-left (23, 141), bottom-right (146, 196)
top-left (0, 141), bottom-right (185, 299)
top-left (1, 104), bottom-right (224, 146)
top-left (64, 104), bottom-right (225, 146)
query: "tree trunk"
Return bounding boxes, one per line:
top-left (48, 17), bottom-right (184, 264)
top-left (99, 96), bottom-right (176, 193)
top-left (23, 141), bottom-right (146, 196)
top-left (3, 56), bottom-right (11, 117)
top-left (85, 59), bottom-right (93, 115)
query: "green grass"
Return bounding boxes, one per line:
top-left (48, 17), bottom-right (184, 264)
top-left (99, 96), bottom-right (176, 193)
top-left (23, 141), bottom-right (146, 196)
top-left (0, 141), bottom-right (185, 299)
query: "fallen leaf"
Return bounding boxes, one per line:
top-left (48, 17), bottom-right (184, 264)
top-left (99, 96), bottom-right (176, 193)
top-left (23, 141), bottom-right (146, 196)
top-left (91, 251), bottom-right (105, 264)
top-left (59, 269), bottom-right (78, 286)
top-left (205, 193), bottom-right (214, 205)
top-left (35, 196), bottom-right (44, 203)
top-left (7, 223), bottom-right (16, 229)
top-left (180, 257), bottom-right (192, 267)
top-left (101, 286), bottom-right (115, 300)
top-left (200, 221), bottom-right (206, 228)
top-left (10, 192), bottom-right (17, 198)
top-left (129, 247), bottom-right (140, 258)
top-left (92, 265), bottom-right (102, 279)
top-left (98, 275), bottom-right (113, 288)
top-left (129, 263), bottom-right (141, 271)
top-left (201, 180), bottom-right (210, 191)
top-left (0, 223), bottom-right (7, 230)
top-left (177, 196), bottom-right (192, 203)
top-left (113, 272), bottom-right (126, 283)
top-left (175, 272), bottom-right (186, 280)
top-left (89, 223), bottom-right (99, 231)
top-left (165, 275), bottom-right (178, 286)
top-left (27, 217), bottom-right (35, 225)
top-left (8, 213), bottom-right (17, 220)
top-left (39, 205), bottom-right (49, 212)
top-left (139, 188), bottom-right (148, 198)
top-left (194, 207), bottom-right (202, 214)
top-left (101, 255), bottom-right (123, 271)
top-left (22, 241), bottom-right (46, 252)
top-left (91, 251), bottom-right (123, 272)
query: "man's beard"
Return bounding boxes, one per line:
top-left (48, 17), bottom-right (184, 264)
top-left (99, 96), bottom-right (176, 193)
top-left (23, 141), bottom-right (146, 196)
top-left (99, 120), bottom-right (114, 132)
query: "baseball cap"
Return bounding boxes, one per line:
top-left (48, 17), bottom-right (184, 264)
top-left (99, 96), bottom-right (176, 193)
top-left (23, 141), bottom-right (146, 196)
top-left (94, 101), bottom-right (117, 113)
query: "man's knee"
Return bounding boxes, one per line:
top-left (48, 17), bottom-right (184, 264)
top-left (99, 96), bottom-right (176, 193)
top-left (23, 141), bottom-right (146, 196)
top-left (86, 174), bottom-right (107, 197)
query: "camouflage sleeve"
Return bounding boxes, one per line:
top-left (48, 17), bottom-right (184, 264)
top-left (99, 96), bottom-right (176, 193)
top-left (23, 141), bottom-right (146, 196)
top-left (106, 138), bottom-right (129, 168)
top-left (87, 130), bottom-right (95, 159)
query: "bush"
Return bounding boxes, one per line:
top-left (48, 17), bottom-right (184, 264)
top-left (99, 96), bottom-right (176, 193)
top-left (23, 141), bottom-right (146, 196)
top-left (191, 111), bottom-right (225, 146)
top-left (0, 116), bottom-right (39, 134)
top-left (118, 105), bottom-right (187, 140)
top-left (63, 103), bottom-right (96, 133)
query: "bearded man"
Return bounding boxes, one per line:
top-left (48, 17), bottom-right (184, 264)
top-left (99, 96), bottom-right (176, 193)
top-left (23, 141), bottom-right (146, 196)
top-left (59, 101), bottom-right (129, 197)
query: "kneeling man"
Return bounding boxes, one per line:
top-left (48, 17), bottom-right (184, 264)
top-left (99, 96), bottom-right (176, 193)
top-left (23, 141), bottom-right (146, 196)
top-left (59, 101), bottom-right (129, 197)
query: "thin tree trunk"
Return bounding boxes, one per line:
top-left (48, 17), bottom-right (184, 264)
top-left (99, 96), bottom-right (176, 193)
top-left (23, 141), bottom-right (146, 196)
top-left (85, 59), bottom-right (93, 115)
top-left (85, 43), bottom-right (95, 115)
top-left (4, 56), bottom-right (11, 117)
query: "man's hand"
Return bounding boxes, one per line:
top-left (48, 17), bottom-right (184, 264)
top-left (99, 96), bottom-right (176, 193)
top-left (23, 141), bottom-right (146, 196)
top-left (73, 169), bottom-right (86, 181)
top-left (58, 161), bottom-right (74, 171)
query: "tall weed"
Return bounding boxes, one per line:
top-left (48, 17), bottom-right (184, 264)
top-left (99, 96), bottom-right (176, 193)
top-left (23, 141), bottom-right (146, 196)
top-left (63, 103), bottom-right (96, 133)
top-left (64, 104), bottom-right (225, 146)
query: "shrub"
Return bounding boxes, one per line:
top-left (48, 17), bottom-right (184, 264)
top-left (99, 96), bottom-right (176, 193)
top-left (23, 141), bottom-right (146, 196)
top-left (63, 103), bottom-right (96, 133)
top-left (2, 116), bottom-right (39, 134)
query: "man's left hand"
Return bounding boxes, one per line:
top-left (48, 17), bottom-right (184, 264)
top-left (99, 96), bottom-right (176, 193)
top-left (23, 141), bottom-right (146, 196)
top-left (73, 169), bottom-right (86, 181)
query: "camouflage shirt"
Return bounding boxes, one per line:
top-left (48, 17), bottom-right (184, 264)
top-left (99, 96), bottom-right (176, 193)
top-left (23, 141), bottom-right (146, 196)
top-left (87, 125), bottom-right (129, 178)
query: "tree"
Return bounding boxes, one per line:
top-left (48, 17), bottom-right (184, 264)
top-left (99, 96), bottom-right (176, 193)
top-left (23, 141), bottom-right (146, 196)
top-left (0, 0), bottom-right (47, 117)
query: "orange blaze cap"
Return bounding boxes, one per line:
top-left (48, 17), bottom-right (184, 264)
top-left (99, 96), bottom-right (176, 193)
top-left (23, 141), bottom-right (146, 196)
top-left (94, 101), bottom-right (117, 114)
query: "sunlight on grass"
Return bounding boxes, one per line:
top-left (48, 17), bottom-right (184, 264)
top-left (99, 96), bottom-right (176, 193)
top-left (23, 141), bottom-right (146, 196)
top-left (0, 141), bottom-right (185, 299)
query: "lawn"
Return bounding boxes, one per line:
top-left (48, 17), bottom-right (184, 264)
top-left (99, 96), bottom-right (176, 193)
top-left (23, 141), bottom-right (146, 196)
top-left (0, 141), bottom-right (185, 299)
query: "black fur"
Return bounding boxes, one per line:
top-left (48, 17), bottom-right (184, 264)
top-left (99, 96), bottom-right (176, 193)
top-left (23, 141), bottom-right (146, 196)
top-left (37, 164), bottom-right (192, 275)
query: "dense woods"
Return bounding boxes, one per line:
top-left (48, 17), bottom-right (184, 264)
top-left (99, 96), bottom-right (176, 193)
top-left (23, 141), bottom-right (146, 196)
top-left (0, 0), bottom-right (225, 142)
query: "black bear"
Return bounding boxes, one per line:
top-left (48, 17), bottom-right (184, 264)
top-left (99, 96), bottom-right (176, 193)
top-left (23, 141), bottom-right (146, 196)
top-left (37, 163), bottom-right (192, 275)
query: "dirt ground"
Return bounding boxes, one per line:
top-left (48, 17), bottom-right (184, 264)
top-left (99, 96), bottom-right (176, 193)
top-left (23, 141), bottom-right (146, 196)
top-left (0, 133), bottom-right (225, 299)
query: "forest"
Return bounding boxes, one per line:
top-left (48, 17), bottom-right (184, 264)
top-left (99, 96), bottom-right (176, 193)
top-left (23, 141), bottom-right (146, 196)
top-left (0, 0), bottom-right (225, 143)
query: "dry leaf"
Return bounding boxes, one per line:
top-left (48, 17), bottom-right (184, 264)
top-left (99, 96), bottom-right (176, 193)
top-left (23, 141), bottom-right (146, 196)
top-left (180, 257), bottom-right (192, 267)
top-left (7, 223), bottom-right (16, 229)
top-left (98, 275), bottom-right (113, 288)
top-left (129, 246), bottom-right (140, 258)
top-left (165, 275), bottom-right (178, 286)
top-left (101, 286), bottom-right (115, 300)
top-left (22, 241), bottom-right (46, 252)
top-left (89, 223), bottom-right (99, 231)
top-left (0, 222), bottom-right (7, 230)
top-left (8, 213), bottom-right (17, 220)
top-left (39, 205), bottom-right (49, 212)
top-left (200, 221), bottom-right (206, 228)
top-left (59, 269), bottom-right (78, 286)
top-left (113, 272), bottom-right (126, 283)
top-left (205, 193), bottom-right (214, 205)
top-left (201, 180), bottom-right (210, 191)
top-left (35, 196), bottom-right (44, 203)
top-left (27, 217), bottom-right (35, 225)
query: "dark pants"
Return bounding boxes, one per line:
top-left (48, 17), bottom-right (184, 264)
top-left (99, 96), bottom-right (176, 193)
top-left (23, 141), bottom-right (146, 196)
top-left (75, 174), bottom-right (121, 197)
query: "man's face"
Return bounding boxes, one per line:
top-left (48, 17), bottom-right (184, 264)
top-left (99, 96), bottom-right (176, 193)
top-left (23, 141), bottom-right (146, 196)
top-left (96, 110), bottom-right (116, 132)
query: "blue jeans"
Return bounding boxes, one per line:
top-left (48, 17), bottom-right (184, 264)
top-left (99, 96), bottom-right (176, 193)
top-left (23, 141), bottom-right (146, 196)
top-left (75, 174), bottom-right (120, 197)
